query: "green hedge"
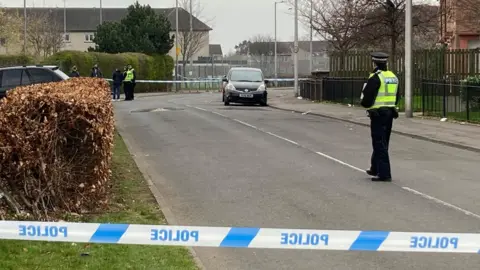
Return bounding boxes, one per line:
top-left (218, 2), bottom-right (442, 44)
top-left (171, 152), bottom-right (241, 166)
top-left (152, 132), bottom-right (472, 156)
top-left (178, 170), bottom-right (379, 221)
top-left (0, 55), bottom-right (34, 68)
top-left (43, 51), bottom-right (174, 93)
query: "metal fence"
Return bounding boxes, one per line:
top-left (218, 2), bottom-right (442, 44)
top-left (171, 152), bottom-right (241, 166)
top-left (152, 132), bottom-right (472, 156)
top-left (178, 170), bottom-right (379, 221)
top-left (421, 80), bottom-right (480, 122)
top-left (176, 55), bottom-right (330, 79)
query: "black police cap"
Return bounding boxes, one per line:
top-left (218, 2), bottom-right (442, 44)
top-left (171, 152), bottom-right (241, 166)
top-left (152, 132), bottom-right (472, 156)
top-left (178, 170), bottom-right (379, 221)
top-left (371, 52), bottom-right (389, 63)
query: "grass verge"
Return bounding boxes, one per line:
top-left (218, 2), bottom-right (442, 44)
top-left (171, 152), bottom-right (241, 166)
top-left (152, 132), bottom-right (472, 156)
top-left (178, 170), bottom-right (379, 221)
top-left (0, 132), bottom-right (199, 270)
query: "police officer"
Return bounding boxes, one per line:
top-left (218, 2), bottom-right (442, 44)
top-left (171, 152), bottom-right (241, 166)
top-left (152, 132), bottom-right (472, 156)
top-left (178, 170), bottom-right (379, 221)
top-left (123, 65), bottom-right (135, 101)
top-left (361, 52), bottom-right (400, 182)
top-left (128, 65), bottom-right (136, 100)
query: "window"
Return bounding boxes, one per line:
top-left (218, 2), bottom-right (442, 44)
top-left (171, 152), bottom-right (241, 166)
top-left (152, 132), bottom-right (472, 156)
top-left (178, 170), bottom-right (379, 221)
top-left (27, 68), bottom-right (56, 84)
top-left (0, 38), bottom-right (5, 46)
top-left (85, 34), bottom-right (95, 42)
top-left (229, 70), bottom-right (263, 82)
top-left (64, 34), bottom-right (70, 42)
top-left (21, 70), bottom-right (31, 85)
top-left (1, 69), bottom-right (22, 88)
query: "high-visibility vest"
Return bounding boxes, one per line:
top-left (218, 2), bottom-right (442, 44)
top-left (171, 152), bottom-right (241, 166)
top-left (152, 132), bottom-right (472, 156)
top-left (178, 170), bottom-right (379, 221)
top-left (367, 70), bottom-right (398, 109)
top-left (124, 69), bottom-right (134, 82)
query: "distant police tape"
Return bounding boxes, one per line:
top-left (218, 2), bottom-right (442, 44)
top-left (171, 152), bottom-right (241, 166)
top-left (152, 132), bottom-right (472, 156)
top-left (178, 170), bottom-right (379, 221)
top-left (104, 78), bottom-right (307, 83)
top-left (1, 221), bottom-right (479, 253)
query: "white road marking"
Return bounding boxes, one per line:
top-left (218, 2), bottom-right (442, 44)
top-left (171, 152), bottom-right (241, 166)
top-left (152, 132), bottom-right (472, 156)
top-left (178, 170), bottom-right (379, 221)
top-left (266, 131), bottom-right (299, 145)
top-left (211, 111), bottom-right (227, 117)
top-left (315, 152), bottom-right (365, 173)
top-left (190, 105), bottom-right (480, 220)
top-left (233, 119), bottom-right (259, 129)
top-left (194, 106), bottom-right (208, 111)
top-left (402, 187), bottom-right (480, 220)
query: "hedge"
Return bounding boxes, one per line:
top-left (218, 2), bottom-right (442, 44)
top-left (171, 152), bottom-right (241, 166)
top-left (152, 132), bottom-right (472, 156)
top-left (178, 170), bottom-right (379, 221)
top-left (43, 51), bottom-right (174, 93)
top-left (0, 55), bottom-right (34, 68)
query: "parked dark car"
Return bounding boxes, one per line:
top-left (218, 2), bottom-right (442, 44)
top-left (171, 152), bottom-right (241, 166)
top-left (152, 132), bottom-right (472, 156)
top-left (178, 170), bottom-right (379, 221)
top-left (0, 65), bottom-right (70, 99)
top-left (222, 67), bottom-right (269, 106)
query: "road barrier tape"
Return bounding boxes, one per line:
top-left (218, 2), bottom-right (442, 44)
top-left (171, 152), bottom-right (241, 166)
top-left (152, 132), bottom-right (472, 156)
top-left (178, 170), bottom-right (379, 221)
top-left (1, 221), bottom-right (478, 253)
top-left (104, 78), bottom-right (307, 83)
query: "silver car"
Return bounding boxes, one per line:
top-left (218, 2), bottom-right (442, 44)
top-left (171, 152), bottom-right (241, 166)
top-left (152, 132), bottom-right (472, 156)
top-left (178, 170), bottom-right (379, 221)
top-left (222, 67), bottom-right (269, 106)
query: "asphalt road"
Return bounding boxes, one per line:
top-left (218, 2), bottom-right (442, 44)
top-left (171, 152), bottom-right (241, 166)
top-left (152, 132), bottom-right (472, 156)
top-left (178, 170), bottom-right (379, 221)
top-left (114, 92), bottom-right (480, 270)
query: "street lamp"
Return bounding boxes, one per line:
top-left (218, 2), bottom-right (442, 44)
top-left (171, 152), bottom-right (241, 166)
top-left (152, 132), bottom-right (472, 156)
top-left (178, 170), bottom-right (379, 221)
top-left (274, 1), bottom-right (285, 82)
top-left (405, 0), bottom-right (412, 117)
top-left (309, 0), bottom-right (313, 74)
top-left (293, 0), bottom-right (299, 96)
top-left (23, 0), bottom-right (26, 54)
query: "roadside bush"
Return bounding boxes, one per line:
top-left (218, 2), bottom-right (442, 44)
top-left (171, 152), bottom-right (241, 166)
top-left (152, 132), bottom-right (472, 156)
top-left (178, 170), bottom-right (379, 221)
top-left (0, 78), bottom-right (114, 220)
top-left (43, 51), bottom-right (174, 92)
top-left (460, 76), bottom-right (480, 109)
top-left (0, 55), bottom-right (34, 68)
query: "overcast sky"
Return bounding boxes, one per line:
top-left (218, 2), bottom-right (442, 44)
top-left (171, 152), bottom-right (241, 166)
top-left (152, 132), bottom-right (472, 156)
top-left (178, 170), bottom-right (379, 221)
top-left (0, 0), bottom-right (314, 54)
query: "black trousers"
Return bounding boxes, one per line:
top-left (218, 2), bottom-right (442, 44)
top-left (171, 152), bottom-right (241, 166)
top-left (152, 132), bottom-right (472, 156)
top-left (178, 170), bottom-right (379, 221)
top-left (369, 107), bottom-right (394, 178)
top-left (124, 82), bottom-right (133, 100)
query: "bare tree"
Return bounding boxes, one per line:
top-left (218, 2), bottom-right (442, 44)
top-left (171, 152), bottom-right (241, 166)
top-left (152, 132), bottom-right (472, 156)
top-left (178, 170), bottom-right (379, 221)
top-left (178, 0), bottom-right (212, 76)
top-left (26, 10), bottom-right (64, 57)
top-left (0, 9), bottom-right (23, 54)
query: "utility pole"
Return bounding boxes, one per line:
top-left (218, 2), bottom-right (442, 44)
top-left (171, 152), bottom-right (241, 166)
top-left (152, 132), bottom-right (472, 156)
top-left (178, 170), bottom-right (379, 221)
top-left (274, 1), bottom-right (285, 84)
top-left (309, 0), bottom-right (313, 74)
top-left (175, 0), bottom-right (179, 92)
top-left (405, 0), bottom-right (412, 117)
top-left (64, 0), bottom-right (67, 44)
top-left (293, 0), bottom-right (299, 96)
top-left (189, 0), bottom-right (193, 76)
top-left (99, 0), bottom-right (103, 24)
top-left (23, 0), bottom-right (27, 54)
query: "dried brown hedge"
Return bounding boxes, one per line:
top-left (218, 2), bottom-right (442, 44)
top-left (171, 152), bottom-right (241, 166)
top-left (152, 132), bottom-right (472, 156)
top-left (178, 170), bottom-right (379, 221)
top-left (0, 78), bottom-right (114, 220)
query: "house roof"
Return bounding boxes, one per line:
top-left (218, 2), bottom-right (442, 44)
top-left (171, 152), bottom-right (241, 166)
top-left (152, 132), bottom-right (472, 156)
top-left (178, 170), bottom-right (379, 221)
top-left (2, 7), bottom-right (212, 32)
top-left (209, 44), bottom-right (222, 55)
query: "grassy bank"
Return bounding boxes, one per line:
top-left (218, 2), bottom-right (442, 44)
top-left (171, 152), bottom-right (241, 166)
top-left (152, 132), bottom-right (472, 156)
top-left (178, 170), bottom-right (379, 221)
top-left (0, 132), bottom-right (198, 270)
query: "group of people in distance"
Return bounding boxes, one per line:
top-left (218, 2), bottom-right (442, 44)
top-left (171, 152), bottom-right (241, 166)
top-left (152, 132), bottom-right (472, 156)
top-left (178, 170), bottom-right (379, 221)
top-left (69, 64), bottom-right (136, 101)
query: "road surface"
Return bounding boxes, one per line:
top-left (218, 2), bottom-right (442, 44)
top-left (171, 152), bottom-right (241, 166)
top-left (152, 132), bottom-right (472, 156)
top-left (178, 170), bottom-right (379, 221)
top-left (114, 92), bottom-right (480, 270)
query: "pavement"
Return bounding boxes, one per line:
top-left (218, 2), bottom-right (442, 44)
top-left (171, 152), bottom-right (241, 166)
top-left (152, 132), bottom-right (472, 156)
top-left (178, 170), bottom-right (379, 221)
top-left (269, 89), bottom-right (480, 152)
top-left (114, 91), bottom-right (480, 270)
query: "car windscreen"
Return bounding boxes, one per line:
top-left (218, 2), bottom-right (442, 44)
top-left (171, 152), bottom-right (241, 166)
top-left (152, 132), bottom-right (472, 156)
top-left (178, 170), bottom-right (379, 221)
top-left (230, 70), bottom-right (263, 82)
top-left (53, 69), bottom-right (70, 80)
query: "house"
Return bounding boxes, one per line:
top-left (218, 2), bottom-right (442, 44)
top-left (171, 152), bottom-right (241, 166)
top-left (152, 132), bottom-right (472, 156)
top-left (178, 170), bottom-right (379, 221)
top-left (209, 44), bottom-right (223, 60)
top-left (0, 7), bottom-right (213, 60)
top-left (440, 0), bottom-right (480, 49)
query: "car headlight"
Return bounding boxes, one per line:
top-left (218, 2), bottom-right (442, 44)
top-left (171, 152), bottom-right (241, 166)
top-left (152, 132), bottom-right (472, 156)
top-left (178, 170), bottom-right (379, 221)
top-left (257, 84), bottom-right (266, 91)
top-left (227, 84), bottom-right (236, 90)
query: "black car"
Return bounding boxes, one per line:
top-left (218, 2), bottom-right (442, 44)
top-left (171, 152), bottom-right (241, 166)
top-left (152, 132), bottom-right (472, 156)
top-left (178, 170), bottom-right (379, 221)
top-left (222, 67), bottom-right (269, 106)
top-left (0, 65), bottom-right (70, 99)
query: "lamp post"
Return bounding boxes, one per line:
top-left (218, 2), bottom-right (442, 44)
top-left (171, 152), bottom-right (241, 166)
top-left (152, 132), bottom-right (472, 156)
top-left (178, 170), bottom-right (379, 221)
top-left (175, 0), bottom-right (179, 92)
top-left (309, 0), bottom-right (313, 74)
top-left (64, 0), bottom-right (67, 43)
top-left (405, 0), bottom-right (412, 117)
top-left (99, 0), bottom-right (102, 24)
top-left (274, 1), bottom-right (285, 82)
top-left (23, 0), bottom-right (26, 54)
top-left (293, 0), bottom-right (299, 96)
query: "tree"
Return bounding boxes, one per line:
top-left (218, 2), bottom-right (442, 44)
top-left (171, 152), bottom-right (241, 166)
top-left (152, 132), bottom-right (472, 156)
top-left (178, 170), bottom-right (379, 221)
top-left (93, 1), bottom-right (174, 55)
top-left (0, 9), bottom-right (22, 54)
top-left (233, 35), bottom-right (275, 56)
top-left (177, 0), bottom-right (210, 75)
top-left (293, 0), bottom-right (371, 53)
top-left (26, 10), bottom-right (64, 57)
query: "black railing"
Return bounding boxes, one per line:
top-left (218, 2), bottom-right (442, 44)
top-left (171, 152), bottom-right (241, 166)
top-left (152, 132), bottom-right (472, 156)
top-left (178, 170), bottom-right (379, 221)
top-left (300, 77), bottom-right (366, 106)
top-left (421, 79), bottom-right (480, 122)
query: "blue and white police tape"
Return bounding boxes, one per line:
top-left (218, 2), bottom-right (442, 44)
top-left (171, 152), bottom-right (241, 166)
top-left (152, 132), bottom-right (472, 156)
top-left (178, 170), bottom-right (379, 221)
top-left (103, 78), bottom-right (308, 83)
top-left (0, 221), bottom-right (478, 253)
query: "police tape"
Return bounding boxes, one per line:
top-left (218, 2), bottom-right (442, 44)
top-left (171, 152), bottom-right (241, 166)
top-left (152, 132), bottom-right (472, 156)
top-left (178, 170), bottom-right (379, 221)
top-left (104, 78), bottom-right (307, 83)
top-left (1, 221), bottom-right (478, 253)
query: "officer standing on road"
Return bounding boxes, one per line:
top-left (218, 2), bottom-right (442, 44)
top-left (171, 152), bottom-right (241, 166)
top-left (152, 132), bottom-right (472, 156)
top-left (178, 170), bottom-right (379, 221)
top-left (361, 52), bottom-right (400, 182)
top-left (123, 65), bottom-right (134, 101)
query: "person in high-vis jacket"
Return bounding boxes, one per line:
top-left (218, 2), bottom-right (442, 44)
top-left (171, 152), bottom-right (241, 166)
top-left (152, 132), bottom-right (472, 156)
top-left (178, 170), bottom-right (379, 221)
top-left (123, 65), bottom-right (135, 101)
top-left (361, 52), bottom-right (400, 182)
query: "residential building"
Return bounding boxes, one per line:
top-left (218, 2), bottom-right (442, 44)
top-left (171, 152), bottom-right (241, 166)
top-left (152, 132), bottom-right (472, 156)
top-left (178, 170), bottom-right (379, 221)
top-left (209, 44), bottom-right (223, 60)
top-left (0, 7), bottom-right (213, 60)
top-left (440, 0), bottom-right (480, 49)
